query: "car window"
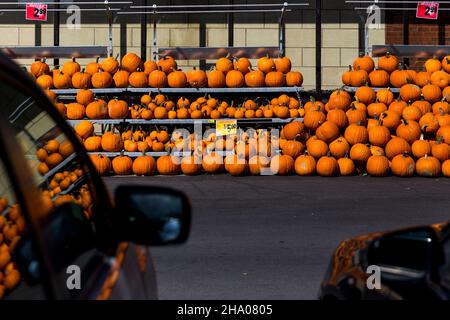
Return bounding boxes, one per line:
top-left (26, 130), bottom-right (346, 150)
top-left (0, 82), bottom-right (106, 299)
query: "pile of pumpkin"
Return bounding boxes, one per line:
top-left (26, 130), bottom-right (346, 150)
top-left (31, 53), bottom-right (303, 90)
top-left (0, 199), bottom-right (26, 299)
top-left (342, 53), bottom-right (450, 89)
top-left (35, 139), bottom-right (75, 176)
top-left (58, 90), bottom-right (303, 120)
top-left (281, 87), bottom-right (450, 177)
top-left (88, 129), bottom-right (286, 176)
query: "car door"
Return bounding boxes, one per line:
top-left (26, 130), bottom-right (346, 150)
top-left (0, 55), bottom-right (150, 299)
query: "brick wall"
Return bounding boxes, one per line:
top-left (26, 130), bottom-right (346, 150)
top-left (385, 12), bottom-right (450, 70)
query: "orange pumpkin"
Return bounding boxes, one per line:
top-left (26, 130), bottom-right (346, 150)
top-left (225, 70), bottom-right (245, 88)
top-left (316, 154), bottom-right (339, 177)
top-left (121, 53), bottom-right (142, 73)
top-left (257, 56), bottom-right (276, 74)
top-left (112, 154), bottom-right (133, 175)
top-left (416, 154), bottom-right (441, 177)
top-left (132, 155), bottom-right (156, 176)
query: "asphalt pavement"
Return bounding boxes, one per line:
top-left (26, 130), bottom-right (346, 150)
top-left (104, 175), bottom-right (450, 299)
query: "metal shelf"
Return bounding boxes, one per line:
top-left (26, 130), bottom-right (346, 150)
top-left (66, 118), bottom-right (300, 126)
top-left (52, 87), bottom-right (304, 95)
top-left (88, 151), bottom-right (234, 158)
top-left (88, 151), bottom-right (170, 157)
top-left (344, 86), bottom-right (400, 93)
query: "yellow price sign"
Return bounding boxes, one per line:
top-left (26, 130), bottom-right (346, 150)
top-left (216, 119), bottom-right (237, 136)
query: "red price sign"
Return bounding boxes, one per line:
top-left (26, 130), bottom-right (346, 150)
top-left (25, 3), bottom-right (48, 21)
top-left (416, 2), bottom-right (439, 20)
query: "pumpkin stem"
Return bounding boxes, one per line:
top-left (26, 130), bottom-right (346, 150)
top-left (437, 136), bottom-right (444, 144)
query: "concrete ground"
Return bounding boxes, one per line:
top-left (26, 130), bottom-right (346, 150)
top-left (104, 175), bottom-right (450, 299)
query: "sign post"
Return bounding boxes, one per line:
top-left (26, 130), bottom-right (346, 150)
top-left (26, 3), bottom-right (48, 21)
top-left (416, 2), bottom-right (439, 20)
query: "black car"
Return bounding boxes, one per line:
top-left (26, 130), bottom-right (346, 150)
top-left (0, 52), bottom-right (191, 300)
top-left (319, 222), bottom-right (450, 299)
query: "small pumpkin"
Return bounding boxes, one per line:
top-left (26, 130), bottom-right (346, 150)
top-left (316, 154), bottom-right (339, 177)
top-left (91, 70), bottom-right (113, 88)
top-left (315, 121), bottom-right (340, 143)
top-left (416, 154), bottom-right (441, 177)
top-left (72, 69), bottom-right (91, 89)
top-left (101, 55), bottom-right (119, 74)
top-left (294, 152), bottom-right (316, 176)
top-left (225, 70), bottom-right (245, 88)
top-left (202, 152), bottom-right (224, 174)
top-left (31, 58), bottom-right (50, 77)
top-left (391, 152), bottom-right (415, 177)
top-left (286, 71), bottom-right (303, 87)
top-left (90, 154), bottom-right (112, 176)
top-left (349, 143), bottom-right (371, 162)
top-left (366, 155), bottom-right (390, 177)
top-left (306, 137), bottom-right (328, 159)
top-left (148, 68), bottom-right (168, 88)
top-left (113, 69), bottom-right (130, 88)
top-left (412, 135), bottom-right (431, 159)
top-left (101, 132), bottom-right (123, 152)
top-left (385, 137), bottom-right (411, 160)
top-left (216, 57), bottom-right (234, 74)
top-left (265, 71), bottom-right (286, 87)
top-left (62, 57), bottom-right (81, 77)
top-left (53, 71), bottom-right (72, 89)
top-left (127, 69), bottom-right (147, 88)
top-left (75, 120), bottom-right (94, 139)
top-left (112, 154), bottom-right (133, 175)
top-left (233, 57), bottom-right (252, 74)
top-left (378, 52), bottom-right (398, 74)
top-left (270, 154), bottom-right (294, 175)
top-left (132, 154), bottom-right (156, 176)
top-left (224, 154), bottom-right (247, 176)
top-left (107, 99), bottom-right (128, 119)
top-left (337, 156), bottom-right (355, 176)
top-left (329, 137), bottom-right (350, 159)
top-left (257, 56), bottom-right (276, 74)
top-left (396, 119), bottom-right (421, 144)
top-left (66, 103), bottom-right (85, 120)
top-left (207, 68), bottom-right (226, 88)
top-left (355, 86), bottom-right (376, 104)
top-left (157, 56), bottom-right (177, 74)
top-left (187, 67), bottom-right (208, 88)
top-left (121, 53), bottom-right (142, 73)
top-left (86, 100), bottom-right (108, 119)
top-left (167, 69), bottom-right (187, 88)
top-left (353, 54), bottom-right (375, 73)
top-left (344, 121), bottom-right (368, 145)
top-left (244, 69), bottom-right (265, 87)
top-left (76, 89), bottom-right (94, 106)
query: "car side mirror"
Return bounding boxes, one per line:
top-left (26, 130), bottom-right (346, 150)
top-left (113, 186), bottom-right (191, 246)
top-left (367, 226), bottom-right (444, 281)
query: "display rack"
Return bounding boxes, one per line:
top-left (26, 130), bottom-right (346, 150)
top-left (53, 86), bottom-right (304, 95)
top-left (344, 86), bottom-right (400, 93)
top-left (66, 118), bottom-right (299, 126)
top-left (118, 2), bottom-right (309, 60)
top-left (88, 150), bottom-right (237, 158)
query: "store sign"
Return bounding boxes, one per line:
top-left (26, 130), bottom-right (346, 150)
top-left (216, 119), bottom-right (237, 136)
top-left (416, 2), bottom-right (439, 20)
top-left (26, 3), bottom-right (48, 21)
